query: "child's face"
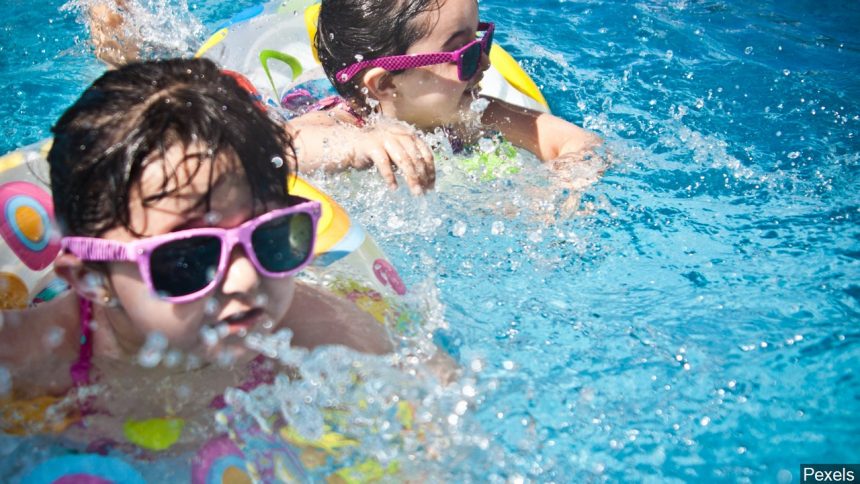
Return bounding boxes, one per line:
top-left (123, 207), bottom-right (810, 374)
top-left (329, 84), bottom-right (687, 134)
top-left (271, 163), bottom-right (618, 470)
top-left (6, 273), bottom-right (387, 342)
top-left (97, 143), bottom-right (296, 363)
top-left (386, 0), bottom-right (488, 129)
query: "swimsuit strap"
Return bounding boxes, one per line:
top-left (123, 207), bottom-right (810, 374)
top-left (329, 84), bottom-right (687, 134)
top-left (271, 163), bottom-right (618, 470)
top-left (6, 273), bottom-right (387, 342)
top-left (308, 95), bottom-right (366, 127)
top-left (70, 297), bottom-right (94, 387)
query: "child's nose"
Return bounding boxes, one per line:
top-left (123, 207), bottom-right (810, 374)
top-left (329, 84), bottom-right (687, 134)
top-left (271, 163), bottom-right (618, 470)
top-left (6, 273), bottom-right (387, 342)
top-left (480, 50), bottom-right (491, 72)
top-left (219, 244), bottom-right (261, 295)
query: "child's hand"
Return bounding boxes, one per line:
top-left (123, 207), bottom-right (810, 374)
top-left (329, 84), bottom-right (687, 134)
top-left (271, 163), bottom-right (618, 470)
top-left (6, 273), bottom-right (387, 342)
top-left (351, 123), bottom-right (435, 195)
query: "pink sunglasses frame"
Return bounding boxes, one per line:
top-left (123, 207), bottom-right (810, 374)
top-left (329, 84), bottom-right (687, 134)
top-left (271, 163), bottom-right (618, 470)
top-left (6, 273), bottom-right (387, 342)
top-left (61, 199), bottom-right (321, 303)
top-left (335, 22), bottom-right (495, 84)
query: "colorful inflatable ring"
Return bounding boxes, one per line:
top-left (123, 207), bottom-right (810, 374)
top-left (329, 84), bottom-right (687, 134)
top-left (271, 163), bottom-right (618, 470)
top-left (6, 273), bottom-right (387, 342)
top-left (195, 0), bottom-right (550, 112)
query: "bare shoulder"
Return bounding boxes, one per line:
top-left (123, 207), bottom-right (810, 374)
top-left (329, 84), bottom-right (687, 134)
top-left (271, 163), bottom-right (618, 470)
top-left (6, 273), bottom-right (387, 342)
top-left (0, 292), bottom-right (80, 367)
top-left (0, 291), bottom-right (81, 396)
top-left (283, 282), bottom-right (393, 355)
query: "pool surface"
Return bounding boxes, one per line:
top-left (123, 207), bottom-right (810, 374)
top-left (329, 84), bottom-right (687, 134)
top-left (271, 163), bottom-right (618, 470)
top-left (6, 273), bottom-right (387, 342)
top-left (1, 0), bottom-right (859, 481)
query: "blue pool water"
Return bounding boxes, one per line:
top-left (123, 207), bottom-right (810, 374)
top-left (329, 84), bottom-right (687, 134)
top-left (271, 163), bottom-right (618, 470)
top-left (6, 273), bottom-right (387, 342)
top-left (2, 0), bottom-right (859, 481)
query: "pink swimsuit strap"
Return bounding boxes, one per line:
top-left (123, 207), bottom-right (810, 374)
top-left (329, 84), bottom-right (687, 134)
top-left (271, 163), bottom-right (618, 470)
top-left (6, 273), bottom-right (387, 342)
top-left (70, 297), bottom-right (94, 387)
top-left (308, 95), bottom-right (366, 127)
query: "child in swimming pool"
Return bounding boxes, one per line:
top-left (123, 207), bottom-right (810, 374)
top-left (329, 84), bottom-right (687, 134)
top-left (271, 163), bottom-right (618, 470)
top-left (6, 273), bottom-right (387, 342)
top-left (307, 0), bottom-right (602, 175)
top-left (0, 58), bottom-right (391, 408)
top-left (83, 0), bottom-right (436, 195)
top-left (83, 0), bottom-right (600, 196)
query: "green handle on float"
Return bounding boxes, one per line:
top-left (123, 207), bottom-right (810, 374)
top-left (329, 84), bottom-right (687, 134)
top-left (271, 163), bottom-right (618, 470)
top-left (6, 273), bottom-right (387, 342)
top-left (260, 49), bottom-right (304, 98)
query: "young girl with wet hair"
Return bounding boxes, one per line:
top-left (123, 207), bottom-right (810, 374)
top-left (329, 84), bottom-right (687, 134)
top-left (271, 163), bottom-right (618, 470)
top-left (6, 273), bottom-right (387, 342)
top-left (310, 0), bottom-right (601, 176)
top-left (0, 58), bottom-right (391, 406)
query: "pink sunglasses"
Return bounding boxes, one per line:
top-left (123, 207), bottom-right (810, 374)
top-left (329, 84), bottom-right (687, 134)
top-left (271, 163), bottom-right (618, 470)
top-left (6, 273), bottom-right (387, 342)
top-left (336, 22), bottom-right (495, 83)
top-left (61, 199), bottom-right (321, 303)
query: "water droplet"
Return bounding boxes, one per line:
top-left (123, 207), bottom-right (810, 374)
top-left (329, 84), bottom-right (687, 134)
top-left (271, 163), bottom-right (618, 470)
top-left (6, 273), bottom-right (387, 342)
top-left (200, 326), bottom-right (220, 347)
top-left (137, 331), bottom-right (168, 367)
top-left (204, 297), bottom-right (220, 316)
top-left (491, 221), bottom-right (505, 235)
top-left (700, 416), bottom-right (711, 426)
top-left (354, 54), bottom-right (364, 62)
top-left (163, 349), bottom-right (183, 368)
top-left (469, 97), bottom-right (489, 113)
top-left (43, 326), bottom-right (65, 349)
top-left (204, 211), bottom-right (222, 225)
top-left (271, 156), bottom-right (284, 168)
top-left (216, 349), bottom-right (236, 367)
top-left (477, 137), bottom-right (497, 153)
top-left (254, 293), bottom-right (269, 307)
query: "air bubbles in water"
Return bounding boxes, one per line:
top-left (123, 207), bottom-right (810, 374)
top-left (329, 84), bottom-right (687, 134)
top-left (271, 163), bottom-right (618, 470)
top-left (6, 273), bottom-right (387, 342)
top-left (138, 331), bottom-right (168, 367)
top-left (744, 46), bottom-right (754, 55)
top-left (451, 220), bottom-right (467, 237)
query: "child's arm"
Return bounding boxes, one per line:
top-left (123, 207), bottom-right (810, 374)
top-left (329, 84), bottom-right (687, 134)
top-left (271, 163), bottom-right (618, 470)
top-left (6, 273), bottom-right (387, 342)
top-left (86, 0), bottom-right (140, 68)
top-left (287, 110), bottom-right (436, 195)
top-left (284, 282), bottom-right (394, 355)
top-left (480, 95), bottom-right (601, 162)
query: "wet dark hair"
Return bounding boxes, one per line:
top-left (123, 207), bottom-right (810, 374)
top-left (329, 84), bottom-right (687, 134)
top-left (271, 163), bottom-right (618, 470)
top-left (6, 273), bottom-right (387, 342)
top-left (48, 58), bottom-right (294, 237)
top-left (315, 0), bottom-right (441, 104)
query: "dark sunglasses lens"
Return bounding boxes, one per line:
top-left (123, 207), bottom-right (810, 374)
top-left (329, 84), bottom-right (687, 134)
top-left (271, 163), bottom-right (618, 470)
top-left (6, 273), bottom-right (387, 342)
top-left (461, 43), bottom-right (482, 80)
top-left (150, 236), bottom-right (221, 298)
top-left (252, 212), bottom-right (314, 273)
top-left (483, 28), bottom-right (493, 53)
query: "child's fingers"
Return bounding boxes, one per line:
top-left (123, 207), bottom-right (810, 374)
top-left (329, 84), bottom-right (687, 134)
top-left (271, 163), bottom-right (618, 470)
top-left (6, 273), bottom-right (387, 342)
top-left (384, 138), bottom-right (424, 195)
top-left (396, 134), bottom-right (435, 191)
top-left (368, 148), bottom-right (398, 190)
top-left (413, 137), bottom-right (436, 188)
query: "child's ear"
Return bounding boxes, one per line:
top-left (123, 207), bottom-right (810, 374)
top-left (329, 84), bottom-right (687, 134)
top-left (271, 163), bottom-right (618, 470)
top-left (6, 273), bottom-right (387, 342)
top-left (361, 67), bottom-right (397, 102)
top-left (55, 254), bottom-right (114, 306)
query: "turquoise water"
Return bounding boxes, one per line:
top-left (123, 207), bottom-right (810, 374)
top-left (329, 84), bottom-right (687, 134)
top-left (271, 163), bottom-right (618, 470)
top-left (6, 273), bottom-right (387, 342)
top-left (2, 0), bottom-right (859, 481)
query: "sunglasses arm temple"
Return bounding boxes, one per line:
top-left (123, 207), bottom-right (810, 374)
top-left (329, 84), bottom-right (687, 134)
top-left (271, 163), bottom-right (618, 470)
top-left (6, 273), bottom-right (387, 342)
top-left (61, 237), bottom-right (136, 262)
top-left (336, 53), bottom-right (455, 83)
